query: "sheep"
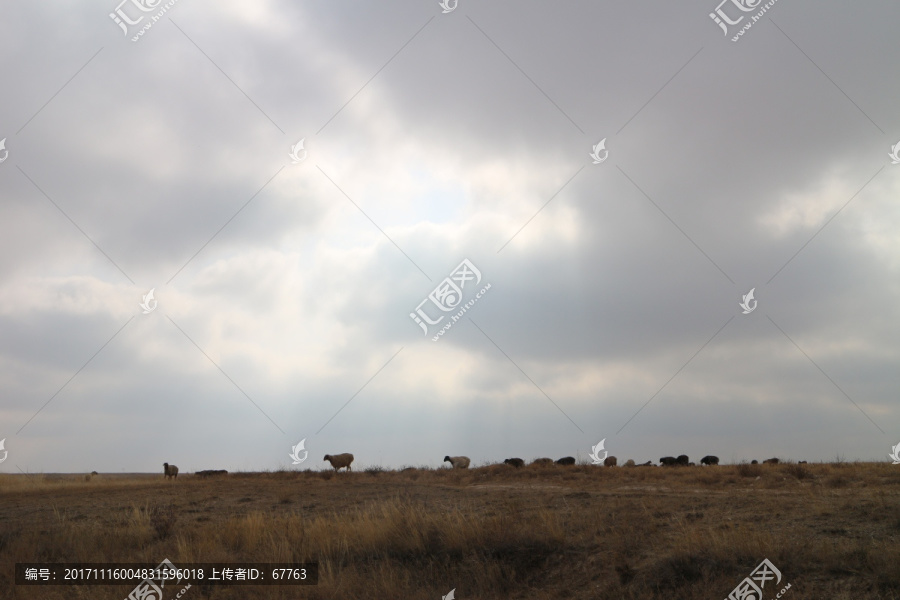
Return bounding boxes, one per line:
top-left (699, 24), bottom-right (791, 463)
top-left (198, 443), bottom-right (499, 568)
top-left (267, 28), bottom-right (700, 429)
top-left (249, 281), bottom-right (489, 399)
top-left (660, 456), bottom-right (677, 466)
top-left (163, 463), bottom-right (178, 480)
top-left (700, 455), bottom-right (719, 466)
top-left (624, 459), bottom-right (636, 467)
top-left (196, 469), bottom-right (228, 477)
top-left (676, 455), bottom-right (690, 466)
top-left (636, 460), bottom-right (654, 467)
top-left (603, 456), bottom-right (617, 467)
top-left (531, 458), bottom-right (554, 466)
top-left (751, 460), bottom-right (758, 464)
top-left (444, 456), bottom-right (470, 469)
top-left (324, 453), bottom-right (354, 472)
top-left (556, 456), bottom-right (576, 465)
top-left (763, 457), bottom-right (779, 464)
top-left (504, 458), bottom-right (525, 468)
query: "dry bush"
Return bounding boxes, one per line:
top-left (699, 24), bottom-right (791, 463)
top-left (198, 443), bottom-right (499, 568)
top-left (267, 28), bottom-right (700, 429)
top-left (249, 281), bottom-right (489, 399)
top-left (826, 474), bottom-right (851, 488)
top-left (150, 505), bottom-right (177, 540)
top-left (735, 462), bottom-right (762, 478)
top-left (785, 463), bottom-right (814, 480)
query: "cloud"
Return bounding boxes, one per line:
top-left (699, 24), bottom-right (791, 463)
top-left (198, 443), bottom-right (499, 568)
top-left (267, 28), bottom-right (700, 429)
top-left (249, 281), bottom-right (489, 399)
top-left (1, 1), bottom-right (898, 471)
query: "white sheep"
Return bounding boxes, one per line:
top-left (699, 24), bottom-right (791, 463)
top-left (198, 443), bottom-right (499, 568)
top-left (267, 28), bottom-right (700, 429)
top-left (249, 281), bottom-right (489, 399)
top-left (444, 455), bottom-right (470, 469)
top-left (163, 462), bottom-right (178, 480)
top-left (324, 453), bottom-right (354, 472)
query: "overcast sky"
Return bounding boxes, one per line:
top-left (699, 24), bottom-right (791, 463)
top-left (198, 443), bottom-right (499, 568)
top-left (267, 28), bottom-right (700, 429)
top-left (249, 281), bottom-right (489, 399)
top-left (1, 0), bottom-right (898, 473)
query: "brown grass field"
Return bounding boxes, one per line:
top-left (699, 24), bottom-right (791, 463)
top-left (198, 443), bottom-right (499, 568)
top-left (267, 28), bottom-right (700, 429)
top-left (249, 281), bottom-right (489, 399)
top-left (1, 461), bottom-right (899, 599)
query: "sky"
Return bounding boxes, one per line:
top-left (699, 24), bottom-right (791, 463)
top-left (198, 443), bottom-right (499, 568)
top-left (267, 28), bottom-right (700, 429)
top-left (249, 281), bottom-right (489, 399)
top-left (0, 0), bottom-right (898, 473)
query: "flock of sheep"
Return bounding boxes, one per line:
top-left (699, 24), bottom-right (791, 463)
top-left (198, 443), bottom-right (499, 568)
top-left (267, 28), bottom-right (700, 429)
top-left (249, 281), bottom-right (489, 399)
top-left (162, 453), bottom-right (800, 478)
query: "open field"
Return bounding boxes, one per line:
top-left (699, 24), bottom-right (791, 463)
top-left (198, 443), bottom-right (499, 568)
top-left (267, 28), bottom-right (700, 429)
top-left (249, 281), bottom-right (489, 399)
top-left (1, 462), bottom-right (899, 599)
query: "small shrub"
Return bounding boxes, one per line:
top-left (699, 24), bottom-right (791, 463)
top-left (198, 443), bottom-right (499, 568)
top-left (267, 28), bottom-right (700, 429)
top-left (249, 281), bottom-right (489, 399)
top-left (785, 464), bottom-right (813, 480)
top-left (826, 475), bottom-right (850, 488)
top-left (149, 505), bottom-right (177, 540)
top-left (736, 462), bottom-right (762, 478)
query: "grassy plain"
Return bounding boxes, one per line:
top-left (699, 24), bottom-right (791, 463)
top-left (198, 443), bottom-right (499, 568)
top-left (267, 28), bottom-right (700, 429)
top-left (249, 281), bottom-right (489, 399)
top-left (1, 461), bottom-right (899, 599)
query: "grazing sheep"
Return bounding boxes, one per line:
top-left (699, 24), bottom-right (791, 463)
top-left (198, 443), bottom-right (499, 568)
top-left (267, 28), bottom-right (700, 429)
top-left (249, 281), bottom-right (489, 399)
top-left (603, 456), bottom-right (617, 467)
top-left (163, 463), bottom-right (178, 480)
top-left (444, 456), bottom-right (470, 469)
top-left (700, 455), bottom-right (719, 466)
top-left (531, 458), bottom-right (554, 466)
top-left (504, 458), bottom-right (525, 468)
top-left (676, 455), bottom-right (690, 466)
top-left (751, 460), bottom-right (758, 464)
top-left (624, 459), bottom-right (636, 467)
top-left (763, 457), bottom-right (779, 464)
top-left (556, 456), bottom-right (576, 466)
top-left (660, 456), bottom-right (677, 466)
top-left (324, 453), bottom-right (354, 472)
top-left (196, 469), bottom-right (228, 477)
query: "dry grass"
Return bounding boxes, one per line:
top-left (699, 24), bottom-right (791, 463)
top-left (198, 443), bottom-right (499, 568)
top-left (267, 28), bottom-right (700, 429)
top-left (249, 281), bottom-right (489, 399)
top-left (1, 463), bottom-right (899, 599)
